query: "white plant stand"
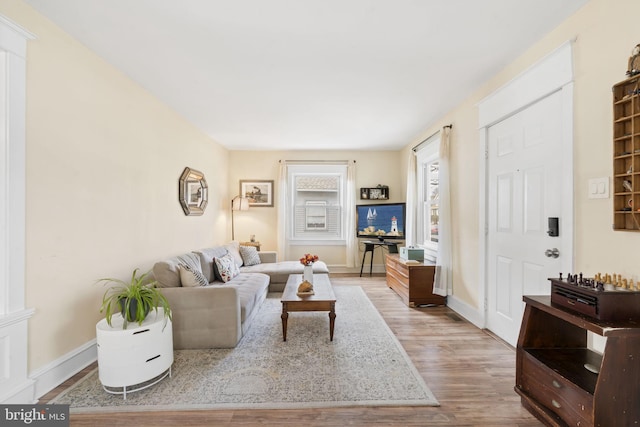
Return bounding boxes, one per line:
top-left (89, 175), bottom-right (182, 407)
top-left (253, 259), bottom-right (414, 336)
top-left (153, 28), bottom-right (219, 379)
top-left (96, 308), bottom-right (173, 399)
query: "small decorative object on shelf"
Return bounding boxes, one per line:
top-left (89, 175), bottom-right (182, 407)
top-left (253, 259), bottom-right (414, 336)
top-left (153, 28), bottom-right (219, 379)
top-left (360, 185), bottom-right (389, 200)
top-left (300, 253), bottom-right (318, 284)
top-left (627, 43), bottom-right (640, 77)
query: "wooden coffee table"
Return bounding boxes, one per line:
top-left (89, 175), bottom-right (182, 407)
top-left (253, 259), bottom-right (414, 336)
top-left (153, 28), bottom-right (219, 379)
top-left (281, 274), bottom-right (336, 341)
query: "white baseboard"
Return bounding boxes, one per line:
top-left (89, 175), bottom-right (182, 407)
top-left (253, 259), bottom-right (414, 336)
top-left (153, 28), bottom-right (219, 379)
top-left (30, 339), bottom-right (97, 400)
top-left (327, 264), bottom-right (386, 275)
top-left (446, 295), bottom-right (485, 329)
top-left (0, 379), bottom-right (36, 404)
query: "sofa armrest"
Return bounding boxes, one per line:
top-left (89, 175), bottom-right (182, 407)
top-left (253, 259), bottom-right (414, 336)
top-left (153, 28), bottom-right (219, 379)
top-left (258, 251), bottom-right (278, 264)
top-left (159, 286), bottom-right (241, 349)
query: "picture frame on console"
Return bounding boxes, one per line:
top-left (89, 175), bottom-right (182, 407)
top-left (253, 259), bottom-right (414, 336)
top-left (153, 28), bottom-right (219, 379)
top-left (240, 180), bottom-right (274, 207)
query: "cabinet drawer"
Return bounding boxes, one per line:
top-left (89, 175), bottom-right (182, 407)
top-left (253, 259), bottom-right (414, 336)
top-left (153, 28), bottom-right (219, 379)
top-left (386, 272), bottom-right (409, 303)
top-left (520, 353), bottom-right (593, 426)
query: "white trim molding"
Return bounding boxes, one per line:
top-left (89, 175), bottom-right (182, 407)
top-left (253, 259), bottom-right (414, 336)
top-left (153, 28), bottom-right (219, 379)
top-left (477, 40), bottom-right (575, 330)
top-left (0, 14), bottom-right (36, 404)
top-left (30, 340), bottom-right (97, 401)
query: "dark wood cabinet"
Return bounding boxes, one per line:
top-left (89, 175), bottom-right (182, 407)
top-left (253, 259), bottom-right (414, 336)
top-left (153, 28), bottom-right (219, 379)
top-left (384, 254), bottom-right (446, 307)
top-left (516, 295), bottom-right (640, 426)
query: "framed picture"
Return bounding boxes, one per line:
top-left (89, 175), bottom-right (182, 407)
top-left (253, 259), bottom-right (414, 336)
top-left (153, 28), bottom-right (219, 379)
top-left (240, 180), bottom-right (274, 207)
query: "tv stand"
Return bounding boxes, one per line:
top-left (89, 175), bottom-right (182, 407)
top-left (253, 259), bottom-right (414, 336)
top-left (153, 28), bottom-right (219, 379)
top-left (359, 241), bottom-right (399, 276)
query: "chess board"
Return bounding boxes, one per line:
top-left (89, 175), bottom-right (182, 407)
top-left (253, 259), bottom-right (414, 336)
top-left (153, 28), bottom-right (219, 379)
top-left (550, 277), bottom-right (640, 321)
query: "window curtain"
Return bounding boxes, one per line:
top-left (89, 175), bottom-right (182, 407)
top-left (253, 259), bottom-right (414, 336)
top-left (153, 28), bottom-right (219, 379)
top-left (405, 152), bottom-right (418, 247)
top-left (345, 161), bottom-right (357, 267)
top-left (433, 126), bottom-right (452, 296)
top-left (277, 161), bottom-right (288, 260)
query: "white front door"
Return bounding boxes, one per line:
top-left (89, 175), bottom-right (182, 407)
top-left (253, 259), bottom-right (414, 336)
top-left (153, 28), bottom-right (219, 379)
top-left (486, 90), bottom-right (569, 346)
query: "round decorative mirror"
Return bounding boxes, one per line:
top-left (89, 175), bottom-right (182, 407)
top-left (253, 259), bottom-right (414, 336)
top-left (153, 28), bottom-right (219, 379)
top-left (179, 167), bottom-right (208, 216)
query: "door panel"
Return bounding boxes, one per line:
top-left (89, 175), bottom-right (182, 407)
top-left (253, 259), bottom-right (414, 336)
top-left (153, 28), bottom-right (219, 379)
top-left (486, 91), bottom-right (566, 346)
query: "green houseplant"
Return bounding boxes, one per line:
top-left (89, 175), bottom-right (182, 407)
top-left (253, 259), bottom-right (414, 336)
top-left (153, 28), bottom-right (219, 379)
top-left (99, 268), bottom-right (172, 329)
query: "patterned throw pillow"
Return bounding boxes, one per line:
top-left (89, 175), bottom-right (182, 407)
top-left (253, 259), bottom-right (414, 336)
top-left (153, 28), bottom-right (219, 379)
top-left (239, 245), bottom-right (261, 266)
top-left (179, 263), bottom-right (209, 287)
top-left (214, 253), bottom-right (240, 283)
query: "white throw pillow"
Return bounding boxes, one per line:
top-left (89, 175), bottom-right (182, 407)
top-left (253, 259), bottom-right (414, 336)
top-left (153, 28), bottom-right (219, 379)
top-left (179, 263), bottom-right (209, 287)
top-left (224, 241), bottom-right (244, 267)
top-left (214, 253), bottom-right (240, 283)
top-left (239, 245), bottom-right (261, 266)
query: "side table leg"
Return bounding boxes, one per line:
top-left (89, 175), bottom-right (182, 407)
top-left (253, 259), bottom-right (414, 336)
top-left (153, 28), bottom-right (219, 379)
top-left (329, 302), bottom-right (336, 341)
top-left (281, 303), bottom-right (289, 342)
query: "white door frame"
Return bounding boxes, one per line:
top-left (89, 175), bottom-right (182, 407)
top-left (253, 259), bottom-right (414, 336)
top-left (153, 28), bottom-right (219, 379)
top-left (477, 41), bottom-right (575, 329)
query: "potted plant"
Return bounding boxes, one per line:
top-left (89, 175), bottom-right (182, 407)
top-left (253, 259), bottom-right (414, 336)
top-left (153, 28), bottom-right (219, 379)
top-left (99, 268), bottom-right (172, 329)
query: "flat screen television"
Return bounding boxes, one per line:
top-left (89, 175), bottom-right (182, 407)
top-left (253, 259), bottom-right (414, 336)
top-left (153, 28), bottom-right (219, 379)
top-left (356, 202), bottom-right (405, 240)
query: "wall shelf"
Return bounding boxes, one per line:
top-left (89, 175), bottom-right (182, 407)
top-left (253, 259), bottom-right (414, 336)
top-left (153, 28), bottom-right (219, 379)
top-left (612, 74), bottom-right (640, 230)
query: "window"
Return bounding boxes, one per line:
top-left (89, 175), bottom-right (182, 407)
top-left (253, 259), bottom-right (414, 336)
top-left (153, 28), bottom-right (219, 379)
top-left (416, 137), bottom-right (440, 258)
top-left (287, 164), bottom-right (347, 243)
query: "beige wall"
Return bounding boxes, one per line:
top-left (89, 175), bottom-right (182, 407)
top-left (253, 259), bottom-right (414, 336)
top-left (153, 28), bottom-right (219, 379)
top-left (4, 0), bottom-right (638, 383)
top-left (401, 0), bottom-right (640, 310)
top-left (1, 2), bottom-right (229, 372)
top-left (228, 150), bottom-right (402, 267)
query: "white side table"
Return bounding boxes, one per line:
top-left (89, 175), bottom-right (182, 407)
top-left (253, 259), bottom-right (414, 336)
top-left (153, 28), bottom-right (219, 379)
top-left (96, 307), bottom-right (173, 399)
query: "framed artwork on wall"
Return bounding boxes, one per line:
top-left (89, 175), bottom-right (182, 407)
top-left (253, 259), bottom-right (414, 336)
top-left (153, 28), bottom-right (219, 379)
top-left (179, 167), bottom-right (208, 216)
top-left (240, 180), bottom-right (274, 207)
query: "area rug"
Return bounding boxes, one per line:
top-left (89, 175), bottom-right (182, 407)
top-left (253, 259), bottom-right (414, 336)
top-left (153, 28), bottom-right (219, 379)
top-left (50, 286), bottom-right (438, 412)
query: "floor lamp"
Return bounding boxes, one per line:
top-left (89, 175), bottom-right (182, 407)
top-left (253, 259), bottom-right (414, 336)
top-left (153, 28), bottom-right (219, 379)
top-left (231, 196), bottom-right (250, 241)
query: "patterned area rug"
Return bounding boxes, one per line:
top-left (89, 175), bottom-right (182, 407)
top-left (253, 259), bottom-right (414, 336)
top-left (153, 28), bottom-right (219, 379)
top-left (50, 286), bottom-right (438, 412)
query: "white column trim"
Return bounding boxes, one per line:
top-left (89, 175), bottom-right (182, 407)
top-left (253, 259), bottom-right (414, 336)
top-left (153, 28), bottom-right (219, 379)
top-left (0, 13), bottom-right (36, 404)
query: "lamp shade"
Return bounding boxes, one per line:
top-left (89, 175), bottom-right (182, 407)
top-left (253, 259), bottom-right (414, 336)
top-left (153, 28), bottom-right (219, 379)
top-left (232, 196), bottom-right (250, 211)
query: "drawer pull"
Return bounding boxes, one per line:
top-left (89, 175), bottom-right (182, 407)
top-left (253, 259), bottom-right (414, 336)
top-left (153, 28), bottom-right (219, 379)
top-left (146, 354), bottom-right (161, 362)
top-left (551, 399), bottom-right (561, 409)
top-left (133, 329), bottom-right (150, 335)
top-left (552, 380), bottom-right (561, 388)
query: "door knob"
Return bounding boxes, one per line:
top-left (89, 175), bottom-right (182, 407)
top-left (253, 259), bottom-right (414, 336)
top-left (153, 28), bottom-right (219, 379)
top-left (545, 248), bottom-right (560, 258)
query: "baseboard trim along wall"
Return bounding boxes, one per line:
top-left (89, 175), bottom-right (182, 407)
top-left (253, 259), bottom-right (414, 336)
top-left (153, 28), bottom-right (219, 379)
top-left (446, 295), bottom-right (484, 330)
top-left (30, 339), bottom-right (97, 401)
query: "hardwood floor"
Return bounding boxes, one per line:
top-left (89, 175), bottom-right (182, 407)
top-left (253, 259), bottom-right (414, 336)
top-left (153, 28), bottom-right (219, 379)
top-left (40, 275), bottom-right (542, 427)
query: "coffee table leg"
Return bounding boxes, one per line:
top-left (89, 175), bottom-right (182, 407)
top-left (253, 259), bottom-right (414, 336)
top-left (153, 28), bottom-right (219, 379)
top-left (329, 302), bottom-right (336, 341)
top-left (281, 303), bottom-right (288, 342)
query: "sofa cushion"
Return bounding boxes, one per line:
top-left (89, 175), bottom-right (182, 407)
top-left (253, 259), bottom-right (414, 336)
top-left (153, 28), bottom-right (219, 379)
top-left (179, 264), bottom-right (208, 287)
top-left (239, 245), bottom-right (261, 266)
top-left (215, 253), bottom-right (240, 282)
top-left (240, 260), bottom-right (329, 284)
top-left (227, 273), bottom-right (269, 323)
top-left (194, 246), bottom-right (229, 283)
top-left (153, 252), bottom-right (203, 288)
top-left (225, 241), bottom-right (244, 267)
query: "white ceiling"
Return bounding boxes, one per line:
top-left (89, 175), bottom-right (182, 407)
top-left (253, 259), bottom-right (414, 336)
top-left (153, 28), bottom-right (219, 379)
top-left (24, 0), bottom-right (589, 151)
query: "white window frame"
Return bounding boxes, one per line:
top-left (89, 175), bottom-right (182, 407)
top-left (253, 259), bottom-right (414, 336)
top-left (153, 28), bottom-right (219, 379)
top-left (416, 137), bottom-right (440, 260)
top-left (286, 164), bottom-right (347, 245)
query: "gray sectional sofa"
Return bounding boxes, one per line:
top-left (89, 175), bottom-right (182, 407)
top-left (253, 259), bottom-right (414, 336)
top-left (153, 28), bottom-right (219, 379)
top-left (152, 241), bottom-right (329, 349)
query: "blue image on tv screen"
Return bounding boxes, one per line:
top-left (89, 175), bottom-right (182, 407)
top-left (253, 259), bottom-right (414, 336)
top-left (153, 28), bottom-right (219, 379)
top-left (356, 203), bottom-right (405, 239)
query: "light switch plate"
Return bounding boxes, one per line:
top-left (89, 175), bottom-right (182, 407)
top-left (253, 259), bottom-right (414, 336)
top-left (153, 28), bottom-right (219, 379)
top-left (588, 177), bottom-right (609, 199)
